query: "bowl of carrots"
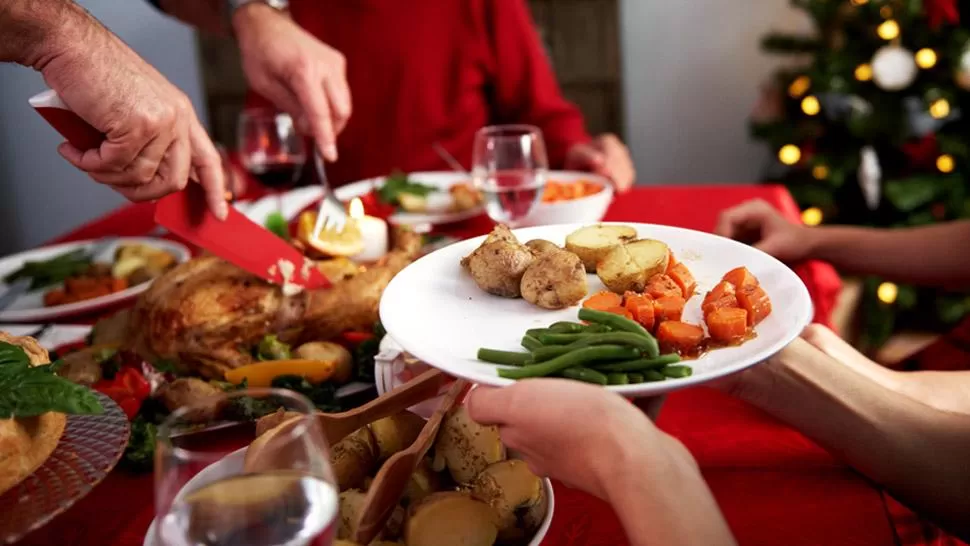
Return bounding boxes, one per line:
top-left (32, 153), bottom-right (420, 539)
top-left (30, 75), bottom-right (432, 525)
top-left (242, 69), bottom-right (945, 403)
top-left (523, 172), bottom-right (613, 227)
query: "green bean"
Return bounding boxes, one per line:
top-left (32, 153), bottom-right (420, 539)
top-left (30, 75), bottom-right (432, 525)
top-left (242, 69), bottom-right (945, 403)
top-left (477, 348), bottom-right (533, 367)
top-left (498, 346), bottom-right (641, 380)
top-left (526, 328), bottom-right (554, 339)
top-left (531, 345), bottom-right (573, 362)
top-left (564, 332), bottom-right (659, 357)
top-left (607, 373), bottom-right (629, 385)
top-left (578, 307), bottom-right (653, 338)
top-left (595, 354), bottom-right (681, 372)
top-left (549, 322), bottom-right (586, 333)
top-left (521, 335), bottom-right (543, 352)
top-left (561, 367), bottom-right (609, 385)
top-left (535, 332), bottom-right (595, 345)
top-left (662, 365), bottom-right (693, 379)
top-left (628, 373), bottom-right (645, 383)
top-left (643, 370), bottom-right (666, 382)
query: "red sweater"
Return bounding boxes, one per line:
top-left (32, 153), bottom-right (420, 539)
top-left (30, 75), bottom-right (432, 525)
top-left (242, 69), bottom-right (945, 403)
top-left (248, 0), bottom-right (591, 187)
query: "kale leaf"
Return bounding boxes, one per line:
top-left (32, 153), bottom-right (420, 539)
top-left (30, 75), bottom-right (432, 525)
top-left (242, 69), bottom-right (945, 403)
top-left (121, 415), bottom-right (157, 472)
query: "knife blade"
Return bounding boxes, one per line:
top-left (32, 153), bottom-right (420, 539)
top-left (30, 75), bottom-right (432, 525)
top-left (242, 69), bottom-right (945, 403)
top-left (30, 89), bottom-right (330, 291)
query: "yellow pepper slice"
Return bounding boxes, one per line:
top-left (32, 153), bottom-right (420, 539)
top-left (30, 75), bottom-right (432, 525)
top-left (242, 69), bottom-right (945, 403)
top-left (224, 359), bottom-right (337, 387)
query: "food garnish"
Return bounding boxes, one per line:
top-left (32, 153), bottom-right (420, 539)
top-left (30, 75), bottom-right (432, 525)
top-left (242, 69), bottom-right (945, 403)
top-left (0, 342), bottom-right (103, 418)
top-left (296, 210), bottom-right (364, 257)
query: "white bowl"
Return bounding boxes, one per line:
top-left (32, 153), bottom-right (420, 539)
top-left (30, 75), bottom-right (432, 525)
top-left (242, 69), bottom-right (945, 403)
top-left (522, 172), bottom-right (614, 227)
top-left (144, 443), bottom-right (555, 546)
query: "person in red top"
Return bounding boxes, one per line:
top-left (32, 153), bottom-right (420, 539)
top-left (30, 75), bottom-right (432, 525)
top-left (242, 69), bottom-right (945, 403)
top-left (149, 0), bottom-right (635, 190)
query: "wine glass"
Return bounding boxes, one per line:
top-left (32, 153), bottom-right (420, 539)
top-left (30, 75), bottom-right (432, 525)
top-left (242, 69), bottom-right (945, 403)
top-left (471, 124), bottom-right (549, 227)
top-left (237, 109), bottom-right (307, 217)
top-left (154, 389), bottom-right (337, 546)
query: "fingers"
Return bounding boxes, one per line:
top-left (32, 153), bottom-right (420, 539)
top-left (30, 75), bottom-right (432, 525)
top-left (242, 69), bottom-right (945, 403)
top-left (323, 68), bottom-right (352, 135)
top-left (465, 386), bottom-right (510, 426)
top-left (800, 324), bottom-right (880, 372)
top-left (596, 134), bottom-right (635, 192)
top-left (713, 198), bottom-right (774, 239)
top-left (288, 71), bottom-right (338, 162)
top-left (189, 119), bottom-right (230, 219)
top-left (632, 395), bottom-right (666, 421)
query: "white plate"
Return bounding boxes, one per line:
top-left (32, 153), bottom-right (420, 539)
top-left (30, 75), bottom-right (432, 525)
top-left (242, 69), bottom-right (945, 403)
top-left (143, 445), bottom-right (555, 546)
top-left (380, 222), bottom-right (813, 397)
top-left (236, 186), bottom-right (326, 227)
top-left (335, 171), bottom-right (483, 226)
top-left (0, 238), bottom-right (191, 323)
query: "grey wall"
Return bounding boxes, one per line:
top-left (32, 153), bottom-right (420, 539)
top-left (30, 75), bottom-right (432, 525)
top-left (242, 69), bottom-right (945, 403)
top-left (619, 0), bottom-right (812, 184)
top-left (0, 0), bottom-right (206, 254)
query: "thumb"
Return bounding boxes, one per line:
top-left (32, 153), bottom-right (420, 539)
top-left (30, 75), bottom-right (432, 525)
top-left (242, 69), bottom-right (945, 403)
top-left (566, 144), bottom-right (605, 170)
top-left (465, 386), bottom-right (508, 426)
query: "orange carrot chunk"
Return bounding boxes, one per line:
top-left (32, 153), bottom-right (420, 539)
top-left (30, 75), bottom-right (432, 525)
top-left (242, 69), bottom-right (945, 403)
top-left (702, 281), bottom-right (739, 318)
top-left (654, 295), bottom-right (686, 323)
top-left (645, 274), bottom-right (682, 299)
top-left (657, 321), bottom-right (706, 355)
top-left (624, 293), bottom-right (656, 331)
top-left (706, 307), bottom-right (749, 344)
top-left (583, 291), bottom-right (623, 311)
top-left (737, 285), bottom-right (772, 326)
top-left (667, 262), bottom-right (697, 300)
top-left (603, 306), bottom-right (634, 320)
top-left (722, 266), bottom-right (759, 290)
top-left (665, 250), bottom-right (679, 273)
top-left (635, 304), bottom-right (655, 332)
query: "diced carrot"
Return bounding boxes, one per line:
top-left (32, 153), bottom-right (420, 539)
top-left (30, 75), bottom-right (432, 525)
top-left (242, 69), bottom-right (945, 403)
top-left (667, 263), bottom-right (697, 300)
top-left (706, 307), bottom-right (749, 344)
top-left (722, 266), bottom-right (759, 290)
top-left (583, 291), bottom-right (623, 311)
top-left (702, 281), bottom-right (739, 318)
top-left (603, 306), bottom-right (634, 320)
top-left (110, 277), bottom-right (129, 292)
top-left (737, 285), bottom-right (772, 326)
top-left (623, 293), bottom-right (656, 331)
top-left (44, 289), bottom-right (67, 307)
top-left (656, 321), bottom-right (706, 355)
top-left (654, 295), bottom-right (686, 323)
top-left (645, 274), bottom-right (682, 299)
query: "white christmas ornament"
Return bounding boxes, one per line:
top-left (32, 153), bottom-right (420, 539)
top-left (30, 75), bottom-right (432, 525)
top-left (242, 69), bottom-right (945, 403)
top-left (858, 146), bottom-right (881, 210)
top-left (871, 46), bottom-right (918, 91)
top-left (956, 42), bottom-right (970, 91)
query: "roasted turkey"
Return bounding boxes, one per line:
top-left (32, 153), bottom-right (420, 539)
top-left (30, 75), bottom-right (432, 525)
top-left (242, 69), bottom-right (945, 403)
top-left (125, 228), bottom-right (421, 378)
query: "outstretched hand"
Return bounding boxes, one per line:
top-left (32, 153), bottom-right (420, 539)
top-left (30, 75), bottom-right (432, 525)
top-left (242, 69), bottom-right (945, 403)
top-left (714, 199), bottom-right (813, 263)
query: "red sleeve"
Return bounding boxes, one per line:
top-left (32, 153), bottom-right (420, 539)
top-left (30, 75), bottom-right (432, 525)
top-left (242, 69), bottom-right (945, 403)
top-left (484, 0), bottom-right (592, 168)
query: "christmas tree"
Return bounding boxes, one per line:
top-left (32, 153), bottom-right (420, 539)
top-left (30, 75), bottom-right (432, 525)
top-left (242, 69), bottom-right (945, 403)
top-left (752, 0), bottom-right (970, 350)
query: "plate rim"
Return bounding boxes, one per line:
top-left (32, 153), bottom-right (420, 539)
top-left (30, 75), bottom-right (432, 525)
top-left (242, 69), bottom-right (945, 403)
top-left (379, 221), bottom-right (814, 397)
top-left (0, 237), bottom-right (192, 322)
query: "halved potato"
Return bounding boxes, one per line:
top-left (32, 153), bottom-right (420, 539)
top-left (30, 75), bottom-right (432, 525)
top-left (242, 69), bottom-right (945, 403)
top-left (405, 492), bottom-right (498, 546)
top-left (331, 426), bottom-right (379, 491)
top-left (337, 489), bottom-right (367, 539)
top-left (565, 224), bottom-right (637, 272)
top-left (471, 460), bottom-right (543, 542)
top-left (368, 411), bottom-right (427, 461)
top-left (433, 406), bottom-right (506, 484)
top-left (596, 239), bottom-right (670, 294)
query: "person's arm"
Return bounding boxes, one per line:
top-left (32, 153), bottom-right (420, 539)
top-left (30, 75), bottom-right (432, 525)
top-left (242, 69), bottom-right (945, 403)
top-left (484, 0), bottom-right (591, 168)
top-left (728, 337), bottom-right (970, 541)
top-left (0, 0), bottom-right (79, 66)
top-left (805, 221), bottom-right (970, 288)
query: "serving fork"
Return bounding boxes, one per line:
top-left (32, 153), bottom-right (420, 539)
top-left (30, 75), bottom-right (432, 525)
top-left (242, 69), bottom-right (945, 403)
top-left (311, 151), bottom-right (349, 237)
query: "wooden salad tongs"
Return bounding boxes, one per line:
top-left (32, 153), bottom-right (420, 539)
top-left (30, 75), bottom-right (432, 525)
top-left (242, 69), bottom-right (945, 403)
top-left (352, 377), bottom-right (470, 545)
top-left (244, 368), bottom-right (451, 471)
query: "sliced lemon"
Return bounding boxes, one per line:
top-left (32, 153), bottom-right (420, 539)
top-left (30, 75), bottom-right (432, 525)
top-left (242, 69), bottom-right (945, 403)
top-left (296, 210), bottom-right (364, 257)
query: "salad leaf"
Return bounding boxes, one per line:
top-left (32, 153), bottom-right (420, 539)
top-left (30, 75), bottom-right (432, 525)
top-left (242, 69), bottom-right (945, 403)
top-left (264, 211), bottom-right (290, 240)
top-left (271, 375), bottom-right (341, 413)
top-left (0, 342), bottom-right (103, 418)
top-left (121, 415), bottom-right (157, 472)
top-left (377, 172), bottom-right (436, 205)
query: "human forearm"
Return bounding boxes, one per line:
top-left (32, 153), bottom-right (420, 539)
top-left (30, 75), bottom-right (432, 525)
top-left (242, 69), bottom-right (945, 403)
top-left (807, 221), bottom-right (970, 287)
top-left (735, 340), bottom-right (970, 540)
top-left (0, 0), bottom-right (90, 67)
top-left (601, 436), bottom-right (736, 546)
top-left (155, 0), bottom-right (229, 35)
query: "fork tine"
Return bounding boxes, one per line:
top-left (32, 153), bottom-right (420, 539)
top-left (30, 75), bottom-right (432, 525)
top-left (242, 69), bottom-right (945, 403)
top-left (312, 151), bottom-right (348, 238)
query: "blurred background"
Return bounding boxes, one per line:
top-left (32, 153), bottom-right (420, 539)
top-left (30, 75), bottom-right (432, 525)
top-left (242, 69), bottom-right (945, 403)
top-left (0, 0), bottom-right (812, 254)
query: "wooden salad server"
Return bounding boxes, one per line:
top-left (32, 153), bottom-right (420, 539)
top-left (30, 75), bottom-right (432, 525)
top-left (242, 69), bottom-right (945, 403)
top-left (352, 378), bottom-right (470, 545)
top-left (244, 368), bottom-right (450, 472)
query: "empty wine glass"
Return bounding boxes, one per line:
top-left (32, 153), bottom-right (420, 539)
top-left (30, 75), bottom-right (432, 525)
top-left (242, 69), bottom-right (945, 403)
top-left (471, 124), bottom-right (549, 227)
top-left (237, 109), bottom-right (307, 217)
top-left (154, 389), bottom-right (337, 546)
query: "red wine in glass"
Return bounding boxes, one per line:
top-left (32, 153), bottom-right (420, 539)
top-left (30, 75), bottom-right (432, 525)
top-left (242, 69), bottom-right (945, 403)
top-left (249, 161), bottom-right (304, 190)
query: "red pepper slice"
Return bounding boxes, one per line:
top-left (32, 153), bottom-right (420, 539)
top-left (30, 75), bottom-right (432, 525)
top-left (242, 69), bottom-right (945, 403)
top-left (118, 367), bottom-right (152, 399)
top-left (340, 331), bottom-right (374, 346)
top-left (116, 397), bottom-right (142, 420)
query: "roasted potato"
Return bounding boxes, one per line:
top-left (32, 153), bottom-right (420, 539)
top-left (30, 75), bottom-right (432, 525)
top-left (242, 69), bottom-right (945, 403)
top-left (294, 341), bottom-right (354, 384)
top-left (402, 458), bottom-right (441, 507)
top-left (433, 406), bottom-right (506, 484)
top-left (461, 226), bottom-right (534, 298)
top-left (337, 489), bottom-right (367, 539)
top-left (524, 239), bottom-right (560, 259)
top-left (520, 250), bottom-right (588, 309)
top-left (405, 492), bottom-right (499, 546)
top-left (331, 426), bottom-right (380, 490)
top-left (471, 460), bottom-right (543, 543)
top-left (596, 239), bottom-right (670, 294)
top-left (155, 378), bottom-right (224, 421)
top-left (368, 411), bottom-right (427, 461)
top-left (56, 346), bottom-right (109, 386)
top-left (89, 308), bottom-right (131, 347)
top-left (564, 224), bottom-right (637, 272)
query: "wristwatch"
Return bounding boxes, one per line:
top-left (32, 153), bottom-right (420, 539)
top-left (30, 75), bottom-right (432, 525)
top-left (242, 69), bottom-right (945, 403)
top-left (227, 0), bottom-right (289, 17)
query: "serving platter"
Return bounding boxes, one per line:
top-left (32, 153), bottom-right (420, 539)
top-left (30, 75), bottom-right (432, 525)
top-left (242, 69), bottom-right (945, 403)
top-left (0, 238), bottom-right (191, 322)
top-left (335, 172), bottom-right (484, 226)
top-left (380, 222), bottom-right (813, 397)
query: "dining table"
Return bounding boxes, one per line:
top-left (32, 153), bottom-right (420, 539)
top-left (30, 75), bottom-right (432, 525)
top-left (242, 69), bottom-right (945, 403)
top-left (14, 182), bottom-right (962, 546)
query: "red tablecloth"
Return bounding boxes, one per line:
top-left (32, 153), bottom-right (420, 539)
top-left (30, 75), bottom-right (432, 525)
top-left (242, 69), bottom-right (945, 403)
top-left (17, 184), bottom-right (934, 546)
